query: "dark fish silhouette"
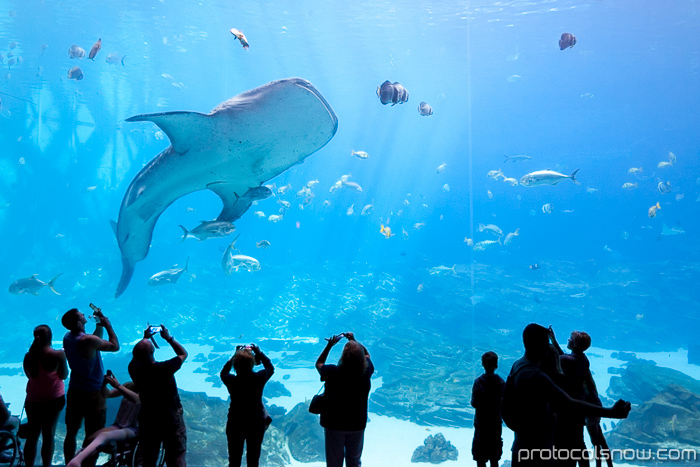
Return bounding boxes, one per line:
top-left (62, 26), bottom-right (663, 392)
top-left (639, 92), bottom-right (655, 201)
top-left (88, 38), bottom-right (102, 60)
top-left (376, 80), bottom-right (409, 106)
top-left (67, 66), bottom-right (83, 81)
top-left (559, 33), bottom-right (576, 50)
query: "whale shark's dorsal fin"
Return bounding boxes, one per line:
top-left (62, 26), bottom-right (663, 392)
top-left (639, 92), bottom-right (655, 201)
top-left (125, 111), bottom-right (210, 154)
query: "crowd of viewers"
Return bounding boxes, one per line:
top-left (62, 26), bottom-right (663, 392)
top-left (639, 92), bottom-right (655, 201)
top-left (0, 308), bottom-right (631, 467)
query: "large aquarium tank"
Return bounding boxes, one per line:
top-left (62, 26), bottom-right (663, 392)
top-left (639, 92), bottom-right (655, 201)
top-left (1, 0), bottom-right (699, 465)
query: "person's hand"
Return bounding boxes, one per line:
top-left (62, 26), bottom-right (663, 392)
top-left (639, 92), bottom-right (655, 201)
top-left (547, 326), bottom-right (556, 341)
top-left (325, 334), bottom-right (343, 346)
top-left (160, 324), bottom-right (171, 341)
top-left (344, 332), bottom-right (355, 341)
top-left (105, 374), bottom-right (120, 388)
top-left (611, 399), bottom-right (631, 419)
top-left (250, 344), bottom-right (260, 353)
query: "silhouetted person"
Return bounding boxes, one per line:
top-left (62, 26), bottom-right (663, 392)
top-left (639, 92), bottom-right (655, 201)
top-left (315, 332), bottom-right (374, 467)
top-left (129, 325), bottom-right (187, 467)
top-left (23, 325), bottom-right (68, 467)
top-left (62, 307), bottom-right (119, 464)
top-left (551, 328), bottom-right (612, 467)
top-left (503, 323), bottom-right (631, 466)
top-left (220, 344), bottom-right (274, 467)
top-left (471, 351), bottom-right (505, 467)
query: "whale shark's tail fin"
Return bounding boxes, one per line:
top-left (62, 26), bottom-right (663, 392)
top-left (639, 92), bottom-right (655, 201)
top-left (48, 273), bottom-right (63, 295)
top-left (115, 257), bottom-right (135, 298)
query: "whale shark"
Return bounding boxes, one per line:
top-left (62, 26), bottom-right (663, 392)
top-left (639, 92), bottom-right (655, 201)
top-left (113, 78), bottom-right (338, 297)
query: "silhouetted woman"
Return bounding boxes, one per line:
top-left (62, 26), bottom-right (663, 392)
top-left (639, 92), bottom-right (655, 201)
top-left (315, 332), bottom-right (374, 467)
top-left (220, 344), bottom-right (274, 467)
top-left (23, 325), bottom-right (68, 467)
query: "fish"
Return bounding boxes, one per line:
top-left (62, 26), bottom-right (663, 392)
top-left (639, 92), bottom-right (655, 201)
top-left (503, 154), bottom-right (531, 163)
top-left (661, 223), bottom-right (685, 236)
top-left (342, 181), bottom-right (363, 192)
top-left (487, 169), bottom-right (504, 180)
top-left (256, 240), bottom-right (271, 249)
top-left (380, 225), bottom-right (393, 238)
top-left (668, 151), bottom-right (676, 164)
top-left (223, 254), bottom-right (260, 274)
top-left (230, 28), bottom-right (249, 49)
top-left (504, 228), bottom-right (520, 245)
top-left (323, 200), bottom-right (331, 207)
top-left (277, 183), bottom-right (292, 195)
top-left (341, 174), bottom-right (352, 182)
top-left (559, 33), bottom-right (577, 50)
top-left (302, 194), bottom-right (314, 206)
top-left (586, 187), bottom-right (598, 193)
top-left (622, 183), bottom-right (638, 190)
top-left (628, 167), bottom-right (642, 174)
top-left (148, 258), bottom-right (190, 286)
top-left (88, 38), bottom-right (102, 60)
top-left (9, 41), bottom-right (16, 50)
top-left (670, 414), bottom-right (678, 436)
top-left (67, 67), bottom-right (84, 81)
top-left (503, 177), bottom-right (518, 186)
top-left (621, 231), bottom-right (629, 240)
top-left (413, 222), bottom-right (425, 230)
top-left (507, 75), bottom-right (523, 82)
top-left (443, 184), bottom-right (450, 192)
top-left (68, 45), bottom-right (85, 59)
top-left (418, 102), bottom-right (433, 116)
top-left (417, 284), bottom-right (424, 292)
top-left (542, 203), bottom-right (553, 214)
top-left (657, 161), bottom-right (673, 169)
top-left (9, 274), bottom-right (62, 295)
top-left (487, 190), bottom-right (493, 199)
top-left (306, 179), bottom-right (319, 188)
top-left (478, 223), bottom-right (503, 236)
top-left (361, 204), bottom-right (373, 216)
top-left (530, 264), bottom-right (540, 270)
top-left (105, 53), bottom-right (126, 66)
top-left (376, 80), bottom-right (409, 105)
top-left (296, 187), bottom-right (311, 198)
top-left (402, 228), bottom-right (409, 240)
top-left (520, 169), bottom-right (580, 187)
top-left (112, 78), bottom-right (337, 297)
top-left (436, 163), bottom-right (447, 174)
top-left (473, 239), bottom-right (501, 251)
top-left (464, 238), bottom-right (473, 246)
top-left (277, 199), bottom-right (291, 209)
top-left (675, 193), bottom-right (684, 201)
top-left (648, 202), bottom-right (661, 219)
top-left (254, 211), bottom-right (265, 218)
top-left (179, 221), bottom-right (235, 241)
top-left (429, 265), bottom-right (458, 275)
top-left (346, 204), bottom-right (354, 216)
top-left (329, 180), bottom-right (342, 193)
top-left (658, 181), bottom-right (672, 194)
top-left (268, 214), bottom-right (283, 222)
top-left (351, 150), bottom-right (369, 159)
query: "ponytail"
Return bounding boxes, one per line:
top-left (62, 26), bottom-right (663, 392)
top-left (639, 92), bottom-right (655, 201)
top-left (26, 325), bottom-right (52, 378)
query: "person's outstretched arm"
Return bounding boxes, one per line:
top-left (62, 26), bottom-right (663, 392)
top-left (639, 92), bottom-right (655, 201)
top-left (316, 334), bottom-right (343, 374)
top-left (161, 325), bottom-right (187, 363)
top-left (548, 326), bottom-right (565, 355)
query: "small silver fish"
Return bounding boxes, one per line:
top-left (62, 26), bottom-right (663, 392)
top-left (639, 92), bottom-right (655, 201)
top-left (418, 102), bottom-right (433, 116)
top-left (520, 169), bottom-right (580, 187)
top-left (105, 53), bottom-right (126, 66)
top-left (9, 273), bottom-right (62, 295)
top-left (68, 45), bottom-right (85, 59)
top-left (148, 258), bottom-right (190, 286)
top-left (436, 163), bottom-right (447, 174)
top-left (256, 240), bottom-right (271, 249)
top-left (179, 221), bottom-right (235, 241)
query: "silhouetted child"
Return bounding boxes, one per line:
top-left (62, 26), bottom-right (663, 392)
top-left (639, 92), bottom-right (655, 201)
top-left (471, 351), bottom-right (506, 467)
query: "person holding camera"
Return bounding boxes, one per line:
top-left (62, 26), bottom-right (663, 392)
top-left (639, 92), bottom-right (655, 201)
top-left (128, 324), bottom-right (187, 467)
top-left (61, 306), bottom-right (120, 465)
top-left (315, 332), bottom-right (374, 467)
top-left (23, 324), bottom-right (68, 467)
top-left (220, 344), bottom-right (274, 467)
top-left (66, 372), bottom-right (140, 467)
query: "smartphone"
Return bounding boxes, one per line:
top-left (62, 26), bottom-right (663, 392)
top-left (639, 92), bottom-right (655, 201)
top-left (89, 303), bottom-right (99, 312)
top-left (106, 369), bottom-right (114, 378)
top-left (149, 325), bottom-right (163, 334)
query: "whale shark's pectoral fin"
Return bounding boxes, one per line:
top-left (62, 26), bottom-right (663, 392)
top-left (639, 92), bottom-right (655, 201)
top-left (125, 111), bottom-right (210, 154)
top-left (115, 256), bottom-right (135, 298)
top-left (208, 183), bottom-right (273, 223)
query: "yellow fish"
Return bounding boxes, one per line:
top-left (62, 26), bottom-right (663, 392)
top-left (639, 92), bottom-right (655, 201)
top-left (648, 202), bottom-right (661, 219)
top-left (380, 225), bottom-right (393, 239)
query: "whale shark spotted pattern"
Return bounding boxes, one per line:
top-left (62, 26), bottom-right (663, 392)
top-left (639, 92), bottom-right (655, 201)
top-left (113, 78), bottom-right (338, 297)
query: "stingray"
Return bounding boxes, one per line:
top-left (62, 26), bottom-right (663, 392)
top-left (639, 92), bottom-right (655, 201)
top-left (113, 78), bottom-right (338, 297)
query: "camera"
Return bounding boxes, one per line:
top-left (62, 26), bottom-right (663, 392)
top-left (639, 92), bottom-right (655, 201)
top-left (106, 369), bottom-right (114, 378)
top-left (149, 325), bottom-right (163, 334)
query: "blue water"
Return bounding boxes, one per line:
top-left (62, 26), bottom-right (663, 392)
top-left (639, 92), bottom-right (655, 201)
top-left (1, 0), bottom-right (699, 402)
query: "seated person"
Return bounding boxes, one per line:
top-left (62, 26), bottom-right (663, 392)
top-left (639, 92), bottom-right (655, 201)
top-left (0, 392), bottom-right (19, 431)
top-left (66, 373), bottom-right (140, 467)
